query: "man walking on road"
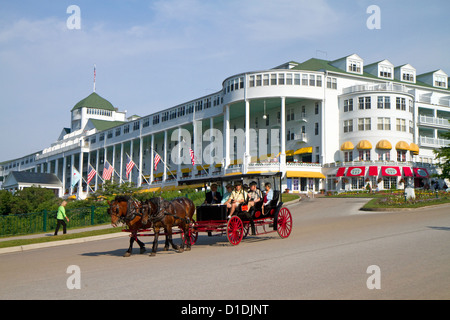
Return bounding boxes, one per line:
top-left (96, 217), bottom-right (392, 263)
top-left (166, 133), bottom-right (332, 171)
top-left (54, 200), bottom-right (69, 235)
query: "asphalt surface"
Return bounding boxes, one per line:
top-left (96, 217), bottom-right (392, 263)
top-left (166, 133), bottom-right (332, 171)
top-left (0, 197), bottom-right (449, 301)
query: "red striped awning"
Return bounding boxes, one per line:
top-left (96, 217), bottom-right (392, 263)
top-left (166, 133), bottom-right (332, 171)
top-left (413, 167), bottom-right (429, 178)
top-left (381, 166), bottom-right (401, 177)
top-left (403, 167), bottom-right (413, 177)
top-left (336, 167), bottom-right (346, 177)
top-left (368, 166), bottom-right (378, 176)
top-left (346, 166), bottom-right (365, 177)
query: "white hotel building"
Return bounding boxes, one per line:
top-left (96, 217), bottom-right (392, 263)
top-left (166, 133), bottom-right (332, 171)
top-left (1, 53), bottom-right (449, 197)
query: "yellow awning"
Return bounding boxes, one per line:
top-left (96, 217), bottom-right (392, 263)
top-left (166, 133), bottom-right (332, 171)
top-left (225, 172), bottom-right (242, 176)
top-left (294, 146), bottom-right (313, 155)
top-left (409, 143), bottom-right (419, 155)
top-left (286, 171), bottom-right (326, 179)
top-left (340, 141), bottom-right (354, 151)
top-left (197, 165), bottom-right (210, 170)
top-left (154, 172), bottom-right (164, 178)
top-left (214, 163), bottom-right (223, 168)
top-left (356, 140), bottom-right (372, 150)
top-left (376, 139), bottom-right (392, 150)
top-left (181, 168), bottom-right (192, 173)
top-left (285, 150), bottom-right (295, 156)
top-left (395, 141), bottom-right (410, 150)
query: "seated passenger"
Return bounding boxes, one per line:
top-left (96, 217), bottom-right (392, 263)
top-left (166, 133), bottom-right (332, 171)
top-left (225, 182), bottom-right (247, 218)
top-left (247, 181), bottom-right (262, 210)
top-left (221, 184), bottom-right (234, 205)
top-left (262, 182), bottom-right (274, 215)
top-left (204, 183), bottom-right (222, 204)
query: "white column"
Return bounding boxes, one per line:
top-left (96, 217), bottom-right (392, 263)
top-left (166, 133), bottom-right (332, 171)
top-left (138, 137), bottom-right (143, 187)
top-left (111, 144), bottom-right (116, 183)
top-left (119, 143), bottom-right (124, 185)
top-left (78, 151), bottom-right (84, 194)
top-left (62, 155), bottom-right (67, 195)
top-left (129, 140), bottom-right (134, 183)
top-left (70, 154), bottom-right (75, 194)
top-left (224, 104), bottom-right (230, 168)
top-left (244, 100), bottom-right (250, 172)
top-left (163, 130), bottom-right (168, 181)
top-left (280, 97), bottom-right (286, 165)
top-left (95, 150), bottom-right (99, 190)
top-left (177, 127), bottom-right (182, 180)
top-left (150, 134), bottom-right (154, 183)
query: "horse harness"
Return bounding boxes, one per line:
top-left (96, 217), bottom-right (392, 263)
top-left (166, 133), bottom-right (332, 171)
top-left (125, 198), bottom-right (145, 222)
top-left (150, 197), bottom-right (189, 225)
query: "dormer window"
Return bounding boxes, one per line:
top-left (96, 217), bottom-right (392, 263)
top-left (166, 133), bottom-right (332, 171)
top-left (379, 66), bottom-right (392, 78)
top-left (402, 72), bottom-right (414, 82)
top-left (348, 60), bottom-right (361, 73)
top-left (435, 74), bottom-right (447, 88)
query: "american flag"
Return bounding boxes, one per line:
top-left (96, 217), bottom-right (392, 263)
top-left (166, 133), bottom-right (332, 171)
top-left (87, 164), bottom-right (96, 184)
top-left (189, 148), bottom-right (195, 166)
top-left (154, 153), bottom-right (161, 171)
top-left (102, 161), bottom-right (113, 180)
top-left (126, 155), bottom-right (135, 178)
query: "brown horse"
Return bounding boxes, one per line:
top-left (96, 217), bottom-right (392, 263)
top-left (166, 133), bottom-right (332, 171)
top-left (146, 197), bottom-right (196, 256)
top-left (108, 195), bottom-right (152, 257)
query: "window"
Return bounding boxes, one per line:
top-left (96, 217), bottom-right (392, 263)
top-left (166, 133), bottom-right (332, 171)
top-left (409, 120), bottom-right (414, 134)
top-left (249, 75), bottom-right (255, 87)
top-left (107, 130), bottom-right (113, 139)
top-left (396, 97), bottom-right (406, 110)
top-left (302, 74), bottom-right (308, 86)
top-left (377, 96), bottom-right (390, 109)
top-left (344, 120), bottom-right (353, 133)
top-left (344, 151), bottom-right (352, 162)
top-left (348, 60), bottom-right (361, 73)
top-left (271, 74), bottom-right (277, 85)
top-left (115, 128), bottom-right (121, 137)
top-left (378, 150), bottom-right (390, 161)
top-left (383, 176), bottom-right (397, 189)
top-left (315, 103), bottom-right (319, 114)
top-left (263, 74), bottom-right (269, 86)
top-left (397, 150), bottom-right (407, 162)
top-left (294, 74), bottom-right (301, 85)
top-left (435, 74), bottom-right (447, 88)
top-left (123, 125), bottom-right (130, 134)
top-left (278, 73), bottom-right (285, 85)
top-left (309, 74), bottom-right (315, 86)
top-left (359, 150), bottom-right (370, 161)
top-left (402, 72), bottom-right (414, 82)
top-left (359, 97), bottom-right (364, 110)
top-left (352, 177), bottom-right (365, 189)
top-left (153, 115), bottom-right (160, 125)
top-left (315, 122), bottom-right (319, 135)
top-left (287, 108), bottom-right (295, 121)
top-left (316, 75), bottom-right (322, 87)
top-left (365, 97), bottom-right (371, 109)
top-left (379, 66), bottom-right (392, 78)
top-left (256, 75), bottom-right (262, 86)
top-left (327, 77), bottom-right (337, 89)
top-left (396, 118), bottom-right (406, 132)
top-left (377, 117), bottom-right (391, 130)
top-left (358, 118), bottom-right (371, 131)
top-left (286, 73), bottom-right (293, 85)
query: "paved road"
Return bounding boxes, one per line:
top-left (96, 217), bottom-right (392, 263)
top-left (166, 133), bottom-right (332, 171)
top-left (0, 198), bottom-right (449, 300)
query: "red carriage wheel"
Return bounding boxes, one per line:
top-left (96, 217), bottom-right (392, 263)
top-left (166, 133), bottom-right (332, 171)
top-left (181, 219), bottom-right (198, 245)
top-left (276, 207), bottom-right (292, 239)
top-left (227, 216), bottom-right (244, 245)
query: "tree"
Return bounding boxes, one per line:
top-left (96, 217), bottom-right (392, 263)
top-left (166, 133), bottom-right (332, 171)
top-left (433, 121), bottom-right (450, 180)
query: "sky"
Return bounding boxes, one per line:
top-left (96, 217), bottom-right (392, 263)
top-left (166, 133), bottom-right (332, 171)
top-left (1, 0), bottom-right (449, 161)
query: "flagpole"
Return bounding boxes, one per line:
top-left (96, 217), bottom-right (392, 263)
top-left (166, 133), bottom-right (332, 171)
top-left (125, 153), bottom-right (151, 186)
top-left (93, 64), bottom-right (96, 93)
top-left (150, 148), bottom-right (177, 181)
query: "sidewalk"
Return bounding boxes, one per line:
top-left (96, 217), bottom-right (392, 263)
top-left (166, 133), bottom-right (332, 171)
top-left (0, 223), bottom-right (116, 242)
top-left (0, 224), bottom-right (128, 255)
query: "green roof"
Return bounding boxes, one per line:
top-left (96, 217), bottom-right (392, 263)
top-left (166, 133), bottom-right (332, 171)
top-left (88, 119), bottom-right (125, 131)
top-left (71, 92), bottom-right (115, 112)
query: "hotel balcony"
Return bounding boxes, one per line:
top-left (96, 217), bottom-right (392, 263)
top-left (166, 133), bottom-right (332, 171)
top-left (342, 82), bottom-right (412, 95)
top-left (419, 136), bottom-right (450, 148)
top-left (418, 115), bottom-right (450, 129)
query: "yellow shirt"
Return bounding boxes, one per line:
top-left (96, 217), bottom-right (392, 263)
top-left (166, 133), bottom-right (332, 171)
top-left (229, 190), bottom-right (247, 202)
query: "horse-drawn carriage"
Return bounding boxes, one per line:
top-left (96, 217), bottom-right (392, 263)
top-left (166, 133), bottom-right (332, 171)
top-left (108, 172), bottom-right (292, 256)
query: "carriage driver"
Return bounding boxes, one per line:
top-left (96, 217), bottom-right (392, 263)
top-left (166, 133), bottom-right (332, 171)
top-left (225, 182), bottom-right (247, 219)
